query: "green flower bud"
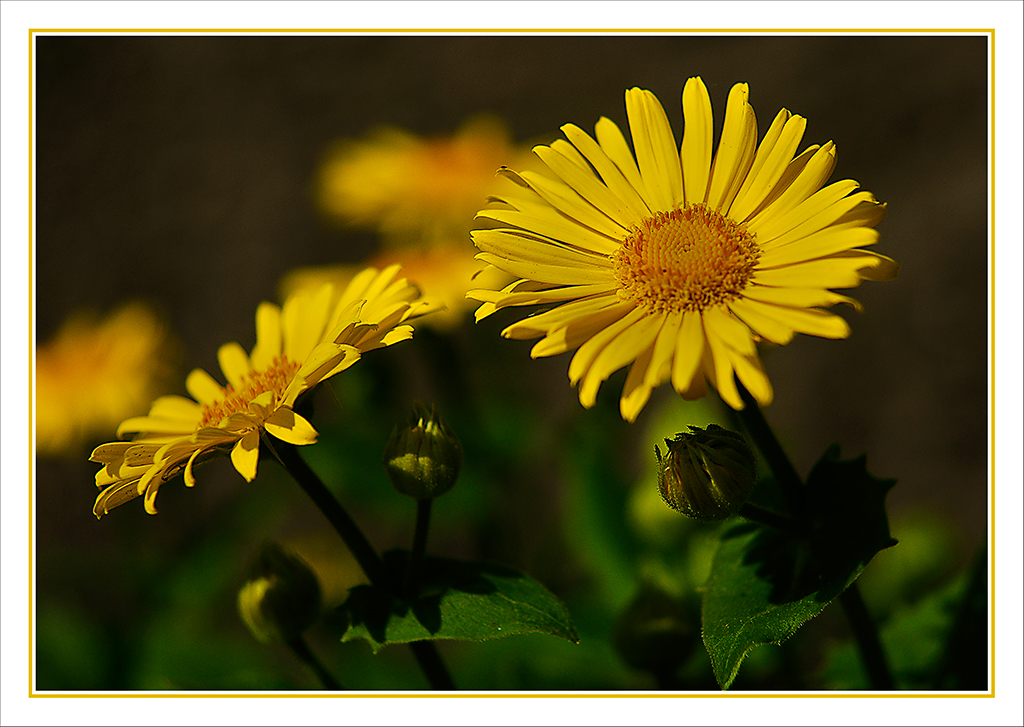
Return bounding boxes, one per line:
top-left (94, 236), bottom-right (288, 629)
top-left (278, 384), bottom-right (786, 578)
top-left (238, 542), bottom-right (322, 644)
top-left (655, 423), bottom-right (757, 522)
top-left (383, 402), bottom-right (462, 500)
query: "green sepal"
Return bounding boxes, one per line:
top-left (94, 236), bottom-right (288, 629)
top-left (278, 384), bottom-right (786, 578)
top-left (337, 551), bottom-right (579, 653)
top-left (702, 444), bottom-right (897, 689)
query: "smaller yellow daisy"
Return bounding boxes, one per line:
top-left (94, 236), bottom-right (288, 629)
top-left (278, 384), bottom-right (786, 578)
top-left (91, 264), bottom-right (439, 517)
top-left (35, 303), bottom-right (176, 456)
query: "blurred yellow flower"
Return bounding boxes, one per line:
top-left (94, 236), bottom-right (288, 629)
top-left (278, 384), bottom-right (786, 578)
top-left (318, 115), bottom-right (535, 245)
top-left (35, 303), bottom-right (176, 456)
top-left (90, 265), bottom-right (440, 517)
top-left (470, 78), bottom-right (898, 421)
top-left (300, 116), bottom-right (536, 328)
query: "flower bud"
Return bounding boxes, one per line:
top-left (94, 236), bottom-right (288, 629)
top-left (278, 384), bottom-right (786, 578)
top-left (383, 402), bottom-right (462, 500)
top-left (655, 424), bottom-right (757, 522)
top-left (238, 542), bottom-right (322, 643)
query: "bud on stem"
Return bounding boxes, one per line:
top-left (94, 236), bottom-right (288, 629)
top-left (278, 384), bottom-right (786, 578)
top-left (383, 402), bottom-right (462, 500)
top-left (656, 424), bottom-right (757, 522)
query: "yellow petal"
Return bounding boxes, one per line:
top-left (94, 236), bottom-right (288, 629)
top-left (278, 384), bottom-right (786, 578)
top-left (854, 252), bottom-right (900, 281)
top-left (518, 169), bottom-right (628, 239)
top-left (625, 88), bottom-right (682, 212)
top-left (703, 322), bottom-right (743, 410)
top-left (702, 306), bottom-right (757, 357)
top-left (738, 298), bottom-right (851, 340)
top-left (561, 123), bottom-right (650, 219)
top-left (473, 228), bottom-right (614, 270)
top-left (595, 116), bottom-right (651, 207)
top-left (757, 227), bottom-right (880, 269)
top-left (94, 478), bottom-right (144, 518)
top-left (728, 297), bottom-right (796, 345)
top-left (728, 348), bottom-right (773, 406)
top-left (645, 310), bottom-right (683, 388)
top-left (217, 341), bottom-right (251, 390)
top-left (730, 112), bottom-right (806, 223)
top-left (751, 256), bottom-right (868, 289)
top-left (283, 284), bottom-right (334, 364)
top-left (230, 430), bottom-right (261, 483)
top-left (533, 143), bottom-right (636, 229)
top-left (743, 284), bottom-right (860, 311)
top-left (619, 344), bottom-right (657, 422)
top-left (568, 306), bottom-right (647, 386)
top-left (475, 251), bottom-right (616, 286)
top-left (250, 302), bottom-right (283, 372)
top-left (681, 76), bottom-right (714, 206)
top-left (746, 142), bottom-right (836, 228)
top-left (706, 82), bottom-right (757, 215)
top-left (185, 368), bottom-right (224, 406)
top-left (477, 203), bottom-right (621, 256)
top-left (577, 312), bottom-right (661, 408)
top-left (147, 395), bottom-right (203, 426)
top-left (671, 311), bottom-right (705, 394)
top-left (529, 300), bottom-right (636, 358)
top-left (184, 448), bottom-right (202, 488)
top-left (264, 407), bottom-right (319, 445)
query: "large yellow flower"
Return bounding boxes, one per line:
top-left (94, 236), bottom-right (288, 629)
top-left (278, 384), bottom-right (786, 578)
top-left (35, 303), bottom-right (176, 456)
top-left (90, 265), bottom-right (439, 517)
top-left (469, 78), bottom-right (897, 421)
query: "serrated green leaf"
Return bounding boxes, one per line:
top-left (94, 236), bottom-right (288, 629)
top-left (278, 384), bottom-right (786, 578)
top-left (702, 445), bottom-right (896, 689)
top-left (337, 551), bottom-right (579, 652)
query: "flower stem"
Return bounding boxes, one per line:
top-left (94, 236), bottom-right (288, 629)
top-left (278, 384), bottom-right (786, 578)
top-left (266, 438), bottom-right (457, 690)
top-left (735, 383), bottom-right (806, 517)
top-left (404, 499), bottom-right (432, 599)
top-left (409, 640), bottom-right (456, 690)
top-left (271, 440), bottom-right (390, 589)
top-left (839, 583), bottom-right (896, 690)
top-left (286, 635), bottom-right (345, 690)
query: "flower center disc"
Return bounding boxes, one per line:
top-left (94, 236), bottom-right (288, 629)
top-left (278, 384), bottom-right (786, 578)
top-left (612, 203), bottom-right (761, 314)
top-left (199, 356), bottom-right (300, 428)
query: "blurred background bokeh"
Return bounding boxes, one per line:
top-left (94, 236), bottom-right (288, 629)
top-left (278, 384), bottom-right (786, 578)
top-left (33, 34), bottom-right (989, 691)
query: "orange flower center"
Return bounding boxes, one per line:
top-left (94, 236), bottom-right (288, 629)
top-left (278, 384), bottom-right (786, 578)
top-left (612, 203), bottom-right (761, 314)
top-left (198, 356), bottom-right (300, 428)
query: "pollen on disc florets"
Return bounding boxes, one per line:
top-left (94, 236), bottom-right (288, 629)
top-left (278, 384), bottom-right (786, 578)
top-left (612, 203), bottom-right (761, 314)
top-left (198, 356), bottom-right (301, 428)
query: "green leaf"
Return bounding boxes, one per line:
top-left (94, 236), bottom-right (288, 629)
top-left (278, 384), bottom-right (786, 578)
top-left (337, 551), bottom-right (579, 653)
top-left (702, 444), bottom-right (897, 689)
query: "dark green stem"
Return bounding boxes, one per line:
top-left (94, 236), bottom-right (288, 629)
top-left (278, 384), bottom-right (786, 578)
top-left (404, 499), bottom-right (432, 599)
top-left (271, 440), bottom-right (390, 589)
top-left (409, 640), bottom-right (456, 690)
top-left (266, 438), bottom-right (456, 690)
top-left (734, 383), bottom-right (806, 517)
top-left (286, 635), bottom-right (344, 690)
top-left (839, 583), bottom-right (895, 690)
top-left (731, 385), bottom-right (893, 690)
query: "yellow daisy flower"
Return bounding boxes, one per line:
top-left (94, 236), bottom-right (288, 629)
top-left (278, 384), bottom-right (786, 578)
top-left (90, 264), bottom-right (439, 517)
top-left (317, 114), bottom-right (535, 245)
top-left (305, 116), bottom-right (536, 328)
top-left (469, 77), bottom-right (898, 421)
top-left (35, 303), bottom-right (176, 456)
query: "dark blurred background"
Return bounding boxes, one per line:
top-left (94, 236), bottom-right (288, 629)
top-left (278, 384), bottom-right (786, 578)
top-left (34, 34), bottom-right (989, 691)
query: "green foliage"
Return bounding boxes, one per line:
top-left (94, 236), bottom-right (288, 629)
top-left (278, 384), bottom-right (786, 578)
top-left (337, 550), bottom-right (579, 653)
top-left (702, 444), bottom-right (897, 689)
